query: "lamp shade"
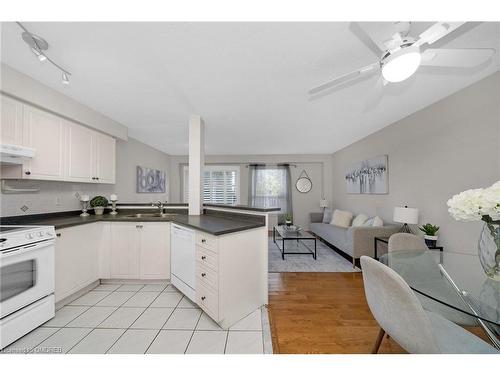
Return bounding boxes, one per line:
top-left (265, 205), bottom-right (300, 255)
top-left (393, 206), bottom-right (419, 225)
top-left (320, 199), bottom-right (329, 208)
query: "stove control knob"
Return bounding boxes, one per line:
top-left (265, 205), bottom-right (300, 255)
top-left (37, 231), bottom-right (44, 237)
top-left (26, 233), bottom-right (34, 239)
top-left (46, 231), bottom-right (52, 237)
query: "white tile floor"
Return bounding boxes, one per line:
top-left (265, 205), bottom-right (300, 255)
top-left (2, 282), bottom-right (269, 354)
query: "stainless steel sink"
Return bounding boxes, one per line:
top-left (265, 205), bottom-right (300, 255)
top-left (125, 213), bottom-right (177, 218)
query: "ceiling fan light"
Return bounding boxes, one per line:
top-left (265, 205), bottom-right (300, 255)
top-left (381, 50), bottom-right (422, 83)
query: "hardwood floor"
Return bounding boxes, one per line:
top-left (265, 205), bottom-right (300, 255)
top-left (267, 272), bottom-right (489, 354)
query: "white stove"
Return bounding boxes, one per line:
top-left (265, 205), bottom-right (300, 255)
top-left (0, 225), bottom-right (56, 350)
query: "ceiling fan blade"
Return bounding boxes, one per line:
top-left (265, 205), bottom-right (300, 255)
top-left (415, 22), bottom-right (466, 46)
top-left (363, 76), bottom-right (386, 113)
top-left (421, 48), bottom-right (496, 68)
top-left (354, 22), bottom-right (402, 52)
top-left (349, 22), bottom-right (384, 56)
top-left (308, 63), bottom-right (379, 95)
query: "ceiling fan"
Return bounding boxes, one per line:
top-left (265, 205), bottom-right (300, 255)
top-left (309, 22), bottom-right (496, 97)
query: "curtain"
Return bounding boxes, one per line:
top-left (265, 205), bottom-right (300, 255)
top-left (248, 164), bottom-right (293, 224)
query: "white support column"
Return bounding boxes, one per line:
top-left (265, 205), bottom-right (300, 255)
top-left (188, 115), bottom-right (205, 216)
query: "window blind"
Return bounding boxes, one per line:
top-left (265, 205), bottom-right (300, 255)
top-left (183, 166), bottom-right (239, 205)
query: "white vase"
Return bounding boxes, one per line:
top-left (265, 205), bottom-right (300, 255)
top-left (93, 207), bottom-right (105, 215)
top-left (424, 235), bottom-right (438, 247)
top-left (478, 222), bottom-right (500, 281)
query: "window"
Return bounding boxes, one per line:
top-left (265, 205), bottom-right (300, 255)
top-left (183, 165), bottom-right (240, 205)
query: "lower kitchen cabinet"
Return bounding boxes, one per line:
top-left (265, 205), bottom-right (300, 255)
top-left (55, 223), bottom-right (101, 302)
top-left (108, 222), bottom-right (170, 280)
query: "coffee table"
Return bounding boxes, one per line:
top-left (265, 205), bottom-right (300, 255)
top-left (273, 225), bottom-right (317, 260)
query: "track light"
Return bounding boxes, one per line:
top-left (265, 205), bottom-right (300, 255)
top-left (61, 72), bottom-right (70, 85)
top-left (31, 47), bottom-right (47, 62)
top-left (17, 22), bottom-right (72, 86)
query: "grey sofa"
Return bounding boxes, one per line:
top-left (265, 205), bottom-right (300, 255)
top-left (309, 212), bottom-right (398, 267)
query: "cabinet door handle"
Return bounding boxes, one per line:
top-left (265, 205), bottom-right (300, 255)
top-left (201, 256), bottom-right (207, 260)
top-left (56, 233), bottom-right (61, 237)
top-left (201, 296), bottom-right (206, 301)
top-left (25, 171), bottom-right (31, 175)
top-left (136, 225), bottom-right (143, 229)
top-left (201, 239), bottom-right (206, 243)
top-left (201, 273), bottom-right (206, 277)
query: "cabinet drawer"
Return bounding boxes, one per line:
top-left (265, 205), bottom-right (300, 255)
top-left (196, 281), bottom-right (219, 320)
top-left (196, 262), bottom-right (218, 291)
top-left (196, 231), bottom-right (217, 252)
top-left (196, 246), bottom-right (218, 270)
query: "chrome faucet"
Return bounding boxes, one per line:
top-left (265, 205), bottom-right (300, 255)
top-left (151, 201), bottom-right (167, 214)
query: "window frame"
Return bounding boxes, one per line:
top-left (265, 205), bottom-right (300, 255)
top-left (182, 164), bottom-right (240, 205)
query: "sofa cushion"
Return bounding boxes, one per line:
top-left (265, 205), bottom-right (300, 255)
top-left (322, 208), bottom-right (333, 223)
top-left (330, 209), bottom-right (353, 228)
top-left (372, 216), bottom-right (384, 227)
top-left (352, 214), bottom-right (369, 227)
top-left (310, 223), bottom-right (348, 252)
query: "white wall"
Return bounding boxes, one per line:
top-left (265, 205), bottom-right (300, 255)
top-left (1, 63), bottom-right (128, 140)
top-left (0, 136), bottom-right (170, 216)
top-left (330, 72), bottom-right (500, 254)
top-left (169, 154), bottom-right (333, 229)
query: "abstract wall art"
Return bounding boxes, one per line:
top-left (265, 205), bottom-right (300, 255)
top-left (345, 155), bottom-right (388, 194)
top-left (136, 166), bottom-right (166, 193)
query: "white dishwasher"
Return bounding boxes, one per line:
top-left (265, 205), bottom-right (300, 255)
top-left (170, 224), bottom-right (196, 302)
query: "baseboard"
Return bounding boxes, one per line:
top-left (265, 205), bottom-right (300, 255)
top-left (56, 280), bottom-right (100, 310)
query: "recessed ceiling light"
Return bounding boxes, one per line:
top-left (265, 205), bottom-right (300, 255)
top-left (381, 45), bottom-right (422, 83)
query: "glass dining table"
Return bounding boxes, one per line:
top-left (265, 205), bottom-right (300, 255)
top-left (379, 249), bottom-right (500, 349)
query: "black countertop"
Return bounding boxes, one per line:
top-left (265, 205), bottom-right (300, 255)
top-left (0, 210), bottom-right (266, 236)
top-left (203, 203), bottom-right (280, 212)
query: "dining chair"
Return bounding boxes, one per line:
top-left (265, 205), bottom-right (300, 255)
top-left (386, 233), bottom-right (477, 327)
top-left (360, 256), bottom-right (497, 354)
top-left (388, 233), bottom-right (427, 252)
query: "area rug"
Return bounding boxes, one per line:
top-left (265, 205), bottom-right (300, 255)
top-left (268, 237), bottom-right (360, 272)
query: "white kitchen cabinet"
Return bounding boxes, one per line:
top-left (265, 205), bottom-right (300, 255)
top-left (54, 223), bottom-right (101, 302)
top-left (65, 120), bottom-right (94, 182)
top-left (139, 222), bottom-right (170, 279)
top-left (110, 222), bottom-right (141, 279)
top-left (1, 97), bottom-right (116, 184)
top-left (22, 104), bottom-right (65, 180)
top-left (0, 95), bottom-right (24, 146)
top-left (93, 131), bottom-right (116, 183)
top-left (108, 222), bottom-right (170, 280)
top-left (195, 227), bottom-right (268, 329)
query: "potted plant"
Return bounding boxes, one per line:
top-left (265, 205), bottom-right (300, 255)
top-left (90, 195), bottom-right (108, 216)
top-left (283, 213), bottom-right (293, 227)
top-left (418, 223), bottom-right (439, 247)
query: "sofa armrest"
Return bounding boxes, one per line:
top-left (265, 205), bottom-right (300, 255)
top-left (310, 212), bottom-right (323, 223)
top-left (347, 225), bottom-right (399, 259)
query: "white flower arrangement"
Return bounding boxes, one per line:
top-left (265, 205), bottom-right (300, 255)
top-left (447, 181), bottom-right (500, 222)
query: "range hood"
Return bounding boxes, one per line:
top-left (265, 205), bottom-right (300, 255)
top-left (0, 144), bottom-right (36, 164)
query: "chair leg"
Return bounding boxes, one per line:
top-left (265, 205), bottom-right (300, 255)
top-left (371, 328), bottom-right (385, 354)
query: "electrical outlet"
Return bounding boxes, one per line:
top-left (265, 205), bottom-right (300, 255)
top-left (55, 196), bottom-right (62, 206)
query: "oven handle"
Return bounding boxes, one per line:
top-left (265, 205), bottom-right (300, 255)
top-left (0, 239), bottom-right (55, 258)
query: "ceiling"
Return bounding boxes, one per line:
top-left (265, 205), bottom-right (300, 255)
top-left (1, 22), bottom-right (499, 155)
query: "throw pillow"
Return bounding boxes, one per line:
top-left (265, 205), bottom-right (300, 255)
top-left (372, 216), bottom-right (384, 227)
top-left (330, 209), bottom-right (354, 228)
top-left (352, 213), bottom-right (369, 227)
top-left (322, 208), bottom-right (333, 223)
top-left (363, 217), bottom-right (375, 226)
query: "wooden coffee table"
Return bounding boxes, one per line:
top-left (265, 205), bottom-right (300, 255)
top-left (273, 225), bottom-right (317, 260)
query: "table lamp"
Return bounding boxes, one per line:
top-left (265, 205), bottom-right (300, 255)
top-left (393, 206), bottom-right (419, 233)
top-left (320, 199), bottom-right (329, 213)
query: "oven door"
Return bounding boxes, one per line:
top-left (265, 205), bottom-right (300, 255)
top-left (0, 240), bottom-right (55, 319)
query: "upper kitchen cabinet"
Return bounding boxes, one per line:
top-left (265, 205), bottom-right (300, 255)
top-left (1, 96), bottom-right (116, 184)
top-left (22, 104), bottom-right (65, 180)
top-left (65, 120), bottom-right (116, 184)
top-left (66, 120), bottom-right (95, 183)
top-left (1, 95), bottom-right (24, 146)
top-left (94, 131), bottom-right (116, 184)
